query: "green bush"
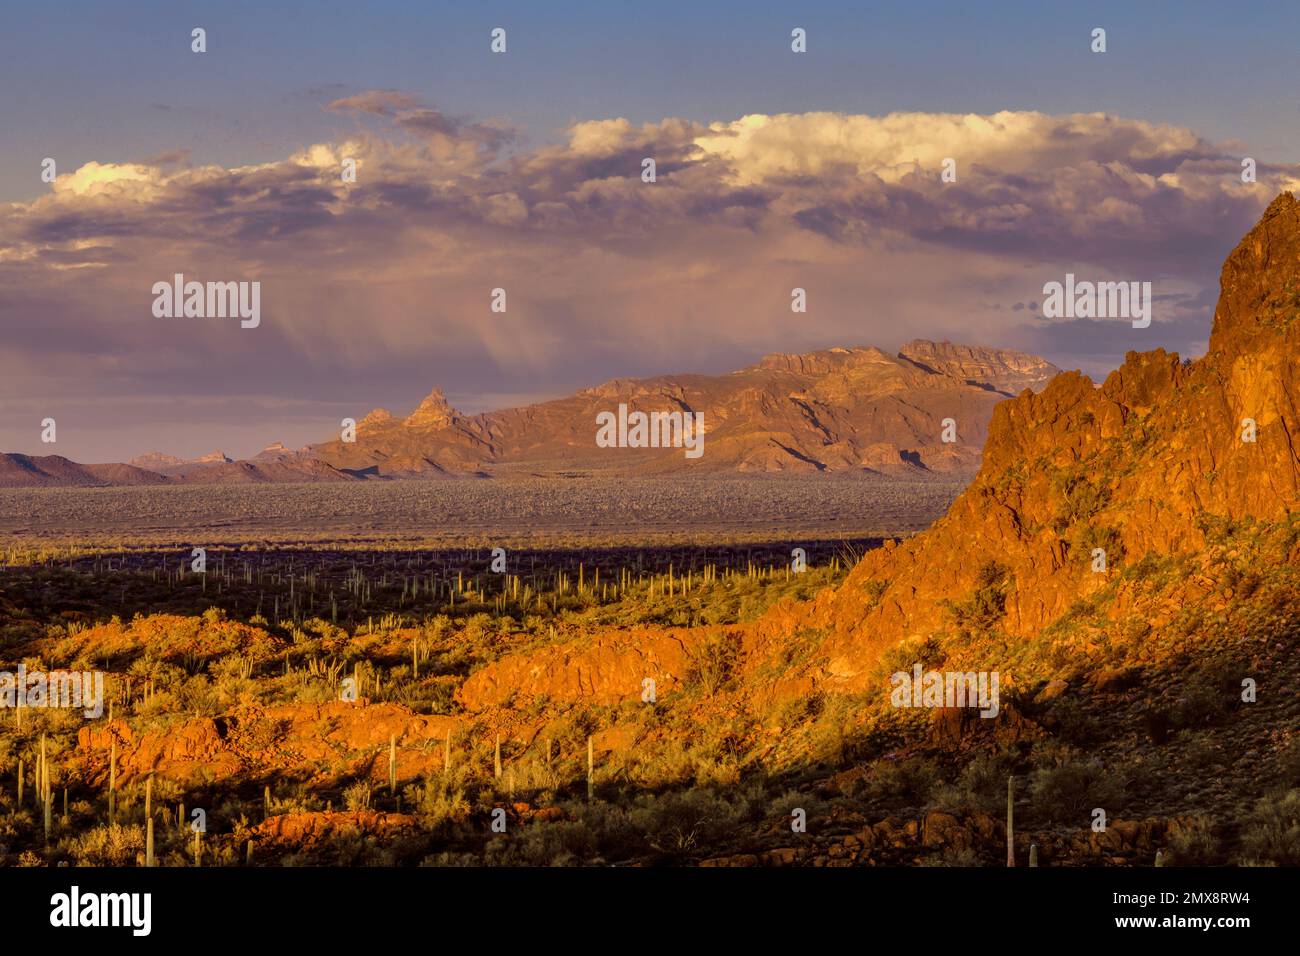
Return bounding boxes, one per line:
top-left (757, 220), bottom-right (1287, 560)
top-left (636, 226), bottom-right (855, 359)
top-left (1239, 789), bottom-right (1300, 866)
top-left (1029, 757), bottom-right (1125, 824)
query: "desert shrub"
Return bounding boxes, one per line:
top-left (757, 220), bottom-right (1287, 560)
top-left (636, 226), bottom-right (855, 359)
top-left (1029, 757), bottom-right (1125, 824)
top-left (479, 800), bottom-right (649, 866)
top-left (946, 561), bottom-right (1009, 633)
top-left (805, 693), bottom-right (879, 765)
top-left (343, 781), bottom-right (372, 811)
top-left (461, 613), bottom-right (496, 645)
top-left (407, 774), bottom-right (471, 830)
top-left (930, 750), bottom-right (1017, 814)
top-left (920, 846), bottom-right (982, 867)
top-left (1075, 523), bottom-right (1124, 565)
top-left (1166, 816), bottom-right (1222, 865)
top-left (1180, 732), bottom-right (1226, 774)
top-left (626, 736), bottom-right (697, 789)
top-left (1171, 673), bottom-right (1228, 729)
top-left (66, 823), bottom-right (146, 866)
top-left (878, 634), bottom-right (945, 676)
top-left (1239, 789), bottom-right (1300, 866)
top-left (1047, 697), bottom-right (1101, 746)
top-left (772, 691), bottom-right (823, 729)
top-left (862, 578), bottom-right (889, 608)
top-left (683, 632), bottom-right (743, 695)
top-left (768, 789), bottom-right (825, 826)
top-left (631, 786), bottom-right (756, 860)
top-left (482, 819), bottom-right (598, 866)
top-left (1052, 473), bottom-right (1111, 530)
top-left (864, 757), bottom-right (941, 809)
top-left (1277, 737), bottom-right (1300, 787)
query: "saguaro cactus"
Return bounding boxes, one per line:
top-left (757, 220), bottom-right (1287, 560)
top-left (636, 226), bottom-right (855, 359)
top-left (145, 817), bottom-right (155, 867)
top-left (1029, 843), bottom-right (1038, 867)
top-left (1006, 776), bottom-right (1015, 867)
top-left (587, 736), bottom-right (595, 801)
top-left (108, 739), bottom-right (117, 821)
top-left (389, 735), bottom-right (397, 795)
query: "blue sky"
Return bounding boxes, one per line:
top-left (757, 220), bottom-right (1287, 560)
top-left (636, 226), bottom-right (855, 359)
top-left (3, 0), bottom-right (1298, 203)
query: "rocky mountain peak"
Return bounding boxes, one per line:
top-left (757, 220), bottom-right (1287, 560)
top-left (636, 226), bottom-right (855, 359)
top-left (403, 388), bottom-right (460, 428)
top-left (898, 339), bottom-right (1061, 394)
top-left (1211, 191), bottom-right (1300, 361)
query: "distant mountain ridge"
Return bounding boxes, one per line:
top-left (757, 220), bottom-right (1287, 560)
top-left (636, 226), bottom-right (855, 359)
top-left (128, 449), bottom-right (233, 477)
top-left (0, 340), bottom-right (1061, 487)
top-left (0, 454), bottom-right (167, 488)
top-left (309, 340), bottom-right (1060, 479)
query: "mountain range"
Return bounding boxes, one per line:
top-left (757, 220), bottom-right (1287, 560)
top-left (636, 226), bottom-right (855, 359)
top-left (0, 339), bottom-right (1060, 487)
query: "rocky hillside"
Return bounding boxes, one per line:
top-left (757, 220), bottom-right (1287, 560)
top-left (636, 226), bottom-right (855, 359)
top-left (776, 191), bottom-right (1300, 690)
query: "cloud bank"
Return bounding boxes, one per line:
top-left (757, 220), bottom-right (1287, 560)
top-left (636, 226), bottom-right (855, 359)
top-left (1, 96), bottom-right (1294, 459)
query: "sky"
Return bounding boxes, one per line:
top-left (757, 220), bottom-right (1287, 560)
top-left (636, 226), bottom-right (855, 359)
top-left (2, 1), bottom-right (1299, 461)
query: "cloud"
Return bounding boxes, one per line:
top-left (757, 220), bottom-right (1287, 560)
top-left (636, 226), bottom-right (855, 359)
top-left (0, 95), bottom-right (1294, 459)
top-left (325, 90), bottom-right (420, 116)
top-left (49, 161), bottom-right (162, 198)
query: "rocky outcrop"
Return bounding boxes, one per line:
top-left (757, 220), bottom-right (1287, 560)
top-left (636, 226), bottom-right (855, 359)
top-left (773, 194), bottom-right (1300, 689)
top-left (73, 702), bottom-right (462, 787)
top-left (250, 811), bottom-right (418, 849)
top-left (457, 628), bottom-right (701, 710)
